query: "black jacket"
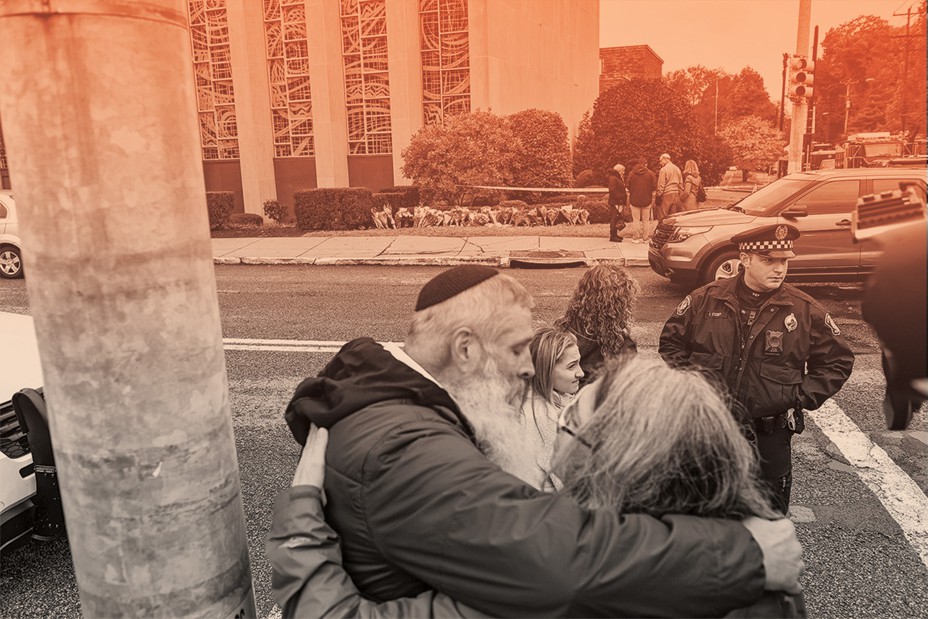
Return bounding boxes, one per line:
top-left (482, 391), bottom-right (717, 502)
top-left (606, 168), bottom-right (627, 206)
top-left (285, 338), bottom-right (766, 617)
top-left (659, 276), bottom-right (854, 419)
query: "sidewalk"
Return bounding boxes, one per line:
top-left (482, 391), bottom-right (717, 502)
top-left (211, 234), bottom-right (651, 268)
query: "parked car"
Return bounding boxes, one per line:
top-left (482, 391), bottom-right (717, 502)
top-left (0, 191), bottom-right (24, 279)
top-left (648, 168), bottom-right (928, 288)
top-left (0, 312), bottom-right (42, 552)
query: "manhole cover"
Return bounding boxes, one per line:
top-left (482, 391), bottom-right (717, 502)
top-left (509, 250), bottom-right (587, 269)
top-left (510, 250), bottom-right (585, 259)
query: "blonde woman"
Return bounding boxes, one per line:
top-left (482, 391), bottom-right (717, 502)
top-left (520, 326), bottom-right (584, 488)
top-left (681, 159), bottom-right (704, 212)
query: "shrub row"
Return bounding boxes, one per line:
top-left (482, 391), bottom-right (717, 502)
top-left (206, 192), bottom-right (234, 230)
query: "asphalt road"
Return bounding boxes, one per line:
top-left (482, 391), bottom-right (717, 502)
top-left (2, 265), bottom-right (927, 618)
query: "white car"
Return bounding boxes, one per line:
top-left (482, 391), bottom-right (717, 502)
top-left (0, 190), bottom-right (24, 279)
top-left (0, 312), bottom-right (42, 551)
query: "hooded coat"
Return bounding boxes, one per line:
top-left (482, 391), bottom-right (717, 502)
top-left (626, 163), bottom-right (657, 208)
top-left (283, 337), bottom-right (766, 617)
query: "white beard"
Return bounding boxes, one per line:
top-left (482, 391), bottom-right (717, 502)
top-left (445, 358), bottom-right (541, 486)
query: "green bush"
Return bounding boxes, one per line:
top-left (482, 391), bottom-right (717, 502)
top-left (379, 185), bottom-right (421, 207)
top-left (206, 192), bottom-right (234, 230)
top-left (263, 199), bottom-right (287, 225)
top-left (506, 109), bottom-right (573, 189)
top-left (230, 213), bottom-right (264, 226)
top-left (577, 196), bottom-right (611, 224)
top-left (371, 192), bottom-right (407, 214)
top-left (294, 188), bottom-right (374, 230)
top-left (574, 169), bottom-right (595, 188)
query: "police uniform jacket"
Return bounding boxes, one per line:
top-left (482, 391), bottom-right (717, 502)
top-left (659, 275), bottom-right (854, 421)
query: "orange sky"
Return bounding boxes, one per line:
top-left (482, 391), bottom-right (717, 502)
top-left (599, 0), bottom-right (920, 100)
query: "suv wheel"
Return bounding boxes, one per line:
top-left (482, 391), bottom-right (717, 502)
top-left (0, 246), bottom-right (23, 279)
top-left (703, 250), bottom-right (741, 286)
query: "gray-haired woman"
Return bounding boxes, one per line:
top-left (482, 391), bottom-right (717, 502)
top-left (268, 357), bottom-right (805, 618)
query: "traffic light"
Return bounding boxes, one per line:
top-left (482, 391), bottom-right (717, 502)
top-left (788, 56), bottom-right (814, 98)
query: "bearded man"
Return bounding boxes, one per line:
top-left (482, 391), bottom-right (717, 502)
top-left (281, 265), bottom-right (805, 617)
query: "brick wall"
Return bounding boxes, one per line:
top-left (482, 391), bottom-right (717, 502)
top-left (599, 45), bottom-right (663, 94)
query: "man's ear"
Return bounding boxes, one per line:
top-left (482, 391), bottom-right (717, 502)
top-left (449, 326), bottom-right (480, 370)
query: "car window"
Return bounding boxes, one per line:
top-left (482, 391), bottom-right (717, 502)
top-left (873, 178), bottom-right (927, 203)
top-left (0, 203), bottom-right (6, 219)
top-left (732, 177), bottom-right (809, 216)
top-left (793, 180), bottom-right (860, 215)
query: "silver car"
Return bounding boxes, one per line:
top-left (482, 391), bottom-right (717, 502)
top-left (648, 168), bottom-right (928, 288)
top-left (0, 191), bottom-right (23, 279)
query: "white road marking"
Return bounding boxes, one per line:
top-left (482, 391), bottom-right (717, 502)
top-left (809, 400), bottom-right (928, 570)
top-left (222, 338), bottom-right (403, 353)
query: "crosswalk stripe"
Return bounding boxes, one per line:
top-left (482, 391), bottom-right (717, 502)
top-left (809, 400), bottom-right (928, 570)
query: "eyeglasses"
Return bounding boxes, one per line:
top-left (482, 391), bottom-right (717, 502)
top-left (557, 403), bottom-right (592, 449)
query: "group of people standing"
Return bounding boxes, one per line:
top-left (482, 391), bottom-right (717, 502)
top-left (606, 153), bottom-right (704, 243)
top-left (264, 238), bottom-right (857, 616)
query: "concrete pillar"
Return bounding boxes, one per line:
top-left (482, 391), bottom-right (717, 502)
top-left (385, 0), bottom-right (424, 184)
top-left (0, 2), bottom-right (254, 616)
top-left (305, 0), bottom-right (349, 187)
top-left (467, 0), bottom-right (491, 111)
top-left (227, 0), bottom-right (278, 216)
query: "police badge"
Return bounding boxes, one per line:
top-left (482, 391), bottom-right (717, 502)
top-left (676, 295), bottom-right (692, 316)
top-left (784, 313), bottom-right (798, 332)
top-left (775, 225), bottom-right (788, 240)
top-left (765, 330), bottom-right (784, 354)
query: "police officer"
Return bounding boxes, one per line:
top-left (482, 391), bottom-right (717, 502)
top-left (659, 224), bottom-right (854, 513)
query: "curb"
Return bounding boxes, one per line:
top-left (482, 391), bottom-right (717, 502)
top-left (214, 255), bottom-right (647, 268)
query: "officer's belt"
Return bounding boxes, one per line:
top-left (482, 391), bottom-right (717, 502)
top-left (754, 410), bottom-right (791, 434)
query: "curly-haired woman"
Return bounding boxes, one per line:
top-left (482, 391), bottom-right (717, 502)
top-left (554, 264), bottom-right (640, 386)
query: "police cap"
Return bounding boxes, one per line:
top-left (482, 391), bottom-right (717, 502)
top-left (731, 224), bottom-right (801, 258)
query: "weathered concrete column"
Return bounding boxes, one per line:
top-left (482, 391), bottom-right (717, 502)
top-left (0, 1), bottom-right (254, 617)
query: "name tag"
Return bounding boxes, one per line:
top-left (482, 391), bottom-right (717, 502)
top-left (708, 312), bottom-right (724, 318)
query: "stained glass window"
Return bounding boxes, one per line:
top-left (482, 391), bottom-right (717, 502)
top-left (187, 0), bottom-right (240, 160)
top-left (419, 0), bottom-right (470, 125)
top-left (264, 0), bottom-right (315, 157)
top-left (340, 0), bottom-right (393, 155)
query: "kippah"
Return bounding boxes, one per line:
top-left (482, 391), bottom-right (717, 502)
top-left (415, 265), bottom-right (499, 311)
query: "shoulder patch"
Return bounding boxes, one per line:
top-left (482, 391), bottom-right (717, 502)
top-left (824, 313), bottom-right (841, 336)
top-left (676, 295), bottom-right (692, 316)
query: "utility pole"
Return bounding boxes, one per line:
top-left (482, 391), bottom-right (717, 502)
top-left (787, 0), bottom-right (812, 174)
top-left (805, 26), bottom-right (819, 169)
top-left (779, 53), bottom-right (788, 132)
top-left (0, 2), bottom-right (255, 617)
top-left (892, 3), bottom-right (921, 136)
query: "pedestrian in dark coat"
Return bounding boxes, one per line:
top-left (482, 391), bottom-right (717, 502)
top-left (625, 157), bottom-right (657, 242)
top-left (606, 163), bottom-right (628, 242)
top-left (272, 265), bottom-right (805, 618)
top-left (660, 224), bottom-right (854, 513)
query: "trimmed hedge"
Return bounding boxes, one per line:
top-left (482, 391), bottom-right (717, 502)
top-left (371, 192), bottom-right (407, 214)
top-left (206, 192), bottom-right (234, 230)
top-left (577, 196), bottom-right (611, 224)
top-left (263, 199), bottom-right (287, 224)
top-left (379, 185), bottom-right (420, 207)
top-left (295, 187), bottom-right (374, 230)
top-left (230, 213), bottom-right (264, 226)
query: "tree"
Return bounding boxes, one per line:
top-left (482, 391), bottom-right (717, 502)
top-left (572, 109), bottom-right (596, 178)
top-left (506, 109), bottom-right (573, 188)
top-left (719, 116), bottom-right (786, 182)
top-left (583, 78), bottom-right (700, 185)
top-left (401, 111), bottom-right (516, 204)
top-left (815, 10), bottom-right (926, 141)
